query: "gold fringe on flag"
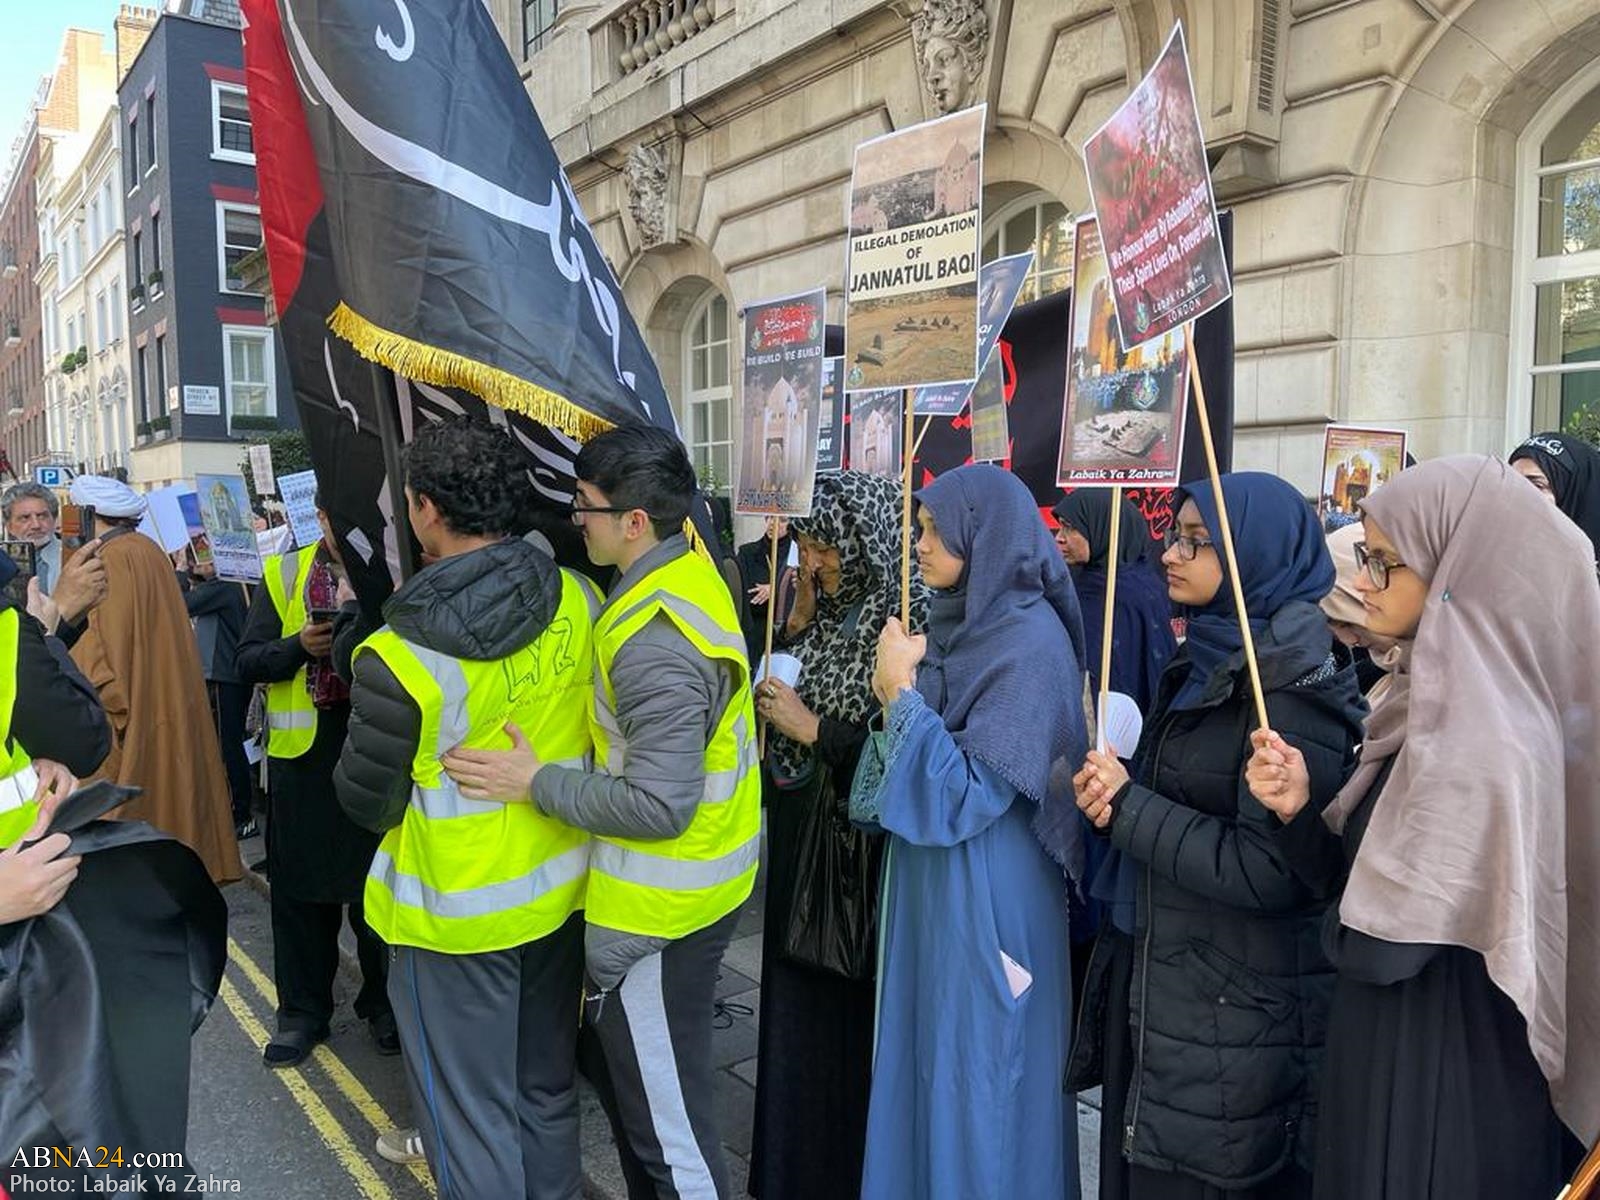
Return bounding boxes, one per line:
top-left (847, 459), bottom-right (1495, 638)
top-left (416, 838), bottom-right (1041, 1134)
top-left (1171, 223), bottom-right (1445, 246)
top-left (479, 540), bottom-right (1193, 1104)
top-left (327, 301), bottom-right (713, 563)
top-left (327, 301), bottom-right (615, 444)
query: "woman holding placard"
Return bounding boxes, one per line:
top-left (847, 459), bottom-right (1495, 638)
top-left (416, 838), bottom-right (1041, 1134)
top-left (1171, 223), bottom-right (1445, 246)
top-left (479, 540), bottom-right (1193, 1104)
top-left (1052, 489), bottom-right (1176, 713)
top-left (855, 464), bottom-right (1087, 1200)
top-left (749, 472), bottom-right (925, 1200)
top-left (1070, 472), bottom-right (1365, 1200)
top-left (1245, 455), bottom-right (1597, 1198)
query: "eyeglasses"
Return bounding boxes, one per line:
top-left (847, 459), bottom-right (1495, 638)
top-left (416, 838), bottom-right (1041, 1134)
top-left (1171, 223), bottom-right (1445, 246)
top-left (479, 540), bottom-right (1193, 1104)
top-left (1162, 530), bottom-right (1215, 561)
top-left (568, 504), bottom-right (640, 525)
top-left (1352, 541), bottom-right (1407, 591)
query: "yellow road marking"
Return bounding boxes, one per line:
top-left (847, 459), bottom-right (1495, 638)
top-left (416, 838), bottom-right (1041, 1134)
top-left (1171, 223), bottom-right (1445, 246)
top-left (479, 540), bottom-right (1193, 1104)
top-left (227, 936), bottom-right (435, 1195)
top-left (217, 976), bottom-right (395, 1200)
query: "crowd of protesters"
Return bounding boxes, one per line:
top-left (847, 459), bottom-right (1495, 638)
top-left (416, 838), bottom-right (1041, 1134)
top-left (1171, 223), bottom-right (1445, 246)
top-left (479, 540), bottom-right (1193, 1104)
top-left (1, 422), bottom-right (1597, 1200)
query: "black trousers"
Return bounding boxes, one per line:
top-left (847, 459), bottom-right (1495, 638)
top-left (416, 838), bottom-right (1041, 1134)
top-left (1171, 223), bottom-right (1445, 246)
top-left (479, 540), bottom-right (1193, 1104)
top-left (390, 912), bottom-right (585, 1200)
top-left (269, 889), bottom-right (390, 1033)
top-left (209, 680), bottom-right (254, 825)
top-left (582, 911), bottom-right (739, 1200)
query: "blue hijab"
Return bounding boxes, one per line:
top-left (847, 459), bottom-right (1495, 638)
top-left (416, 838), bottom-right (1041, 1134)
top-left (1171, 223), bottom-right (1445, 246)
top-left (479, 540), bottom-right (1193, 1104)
top-left (914, 466), bottom-right (1088, 869)
top-left (1171, 472), bottom-right (1335, 710)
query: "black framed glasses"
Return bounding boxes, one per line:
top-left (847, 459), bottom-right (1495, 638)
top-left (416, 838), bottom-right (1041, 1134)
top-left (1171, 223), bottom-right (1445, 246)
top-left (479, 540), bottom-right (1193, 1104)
top-left (1352, 541), bottom-right (1406, 590)
top-left (568, 504), bottom-right (639, 525)
top-left (1162, 530), bottom-right (1215, 561)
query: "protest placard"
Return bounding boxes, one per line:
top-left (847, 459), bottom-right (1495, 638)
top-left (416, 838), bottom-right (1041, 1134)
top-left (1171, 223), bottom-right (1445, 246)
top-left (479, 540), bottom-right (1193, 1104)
top-left (139, 485), bottom-right (194, 554)
top-left (845, 106), bottom-right (985, 390)
top-left (1083, 24), bottom-right (1230, 349)
top-left (912, 250), bottom-right (1034, 416)
top-left (736, 290), bottom-right (826, 517)
top-left (278, 469), bottom-right (323, 549)
top-left (177, 492), bottom-right (214, 568)
top-left (847, 389), bottom-right (903, 479)
top-left (248, 442), bottom-right (277, 495)
top-left (969, 352), bottom-right (1010, 462)
top-left (1319, 425), bottom-right (1407, 532)
top-left (194, 473), bottom-right (263, 582)
top-left (1057, 217), bottom-right (1190, 487)
top-left (816, 358), bottom-right (846, 473)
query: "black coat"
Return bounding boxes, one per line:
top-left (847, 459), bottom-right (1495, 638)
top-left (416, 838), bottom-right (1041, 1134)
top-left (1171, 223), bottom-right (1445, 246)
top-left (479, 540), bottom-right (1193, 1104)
top-left (1068, 603), bottom-right (1366, 1188)
top-left (236, 567), bottom-right (378, 903)
top-left (184, 578), bottom-right (248, 685)
top-left (11, 602), bottom-right (110, 777)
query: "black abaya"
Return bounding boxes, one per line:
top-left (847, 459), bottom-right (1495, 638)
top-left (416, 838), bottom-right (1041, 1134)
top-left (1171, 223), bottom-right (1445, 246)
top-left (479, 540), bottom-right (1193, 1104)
top-left (1275, 767), bottom-right (1583, 1199)
top-left (749, 731), bottom-right (877, 1200)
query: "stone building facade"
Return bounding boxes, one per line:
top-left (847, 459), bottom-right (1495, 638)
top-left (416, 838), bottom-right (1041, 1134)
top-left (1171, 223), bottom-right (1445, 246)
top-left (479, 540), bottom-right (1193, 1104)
top-left (0, 115), bottom-right (45, 476)
top-left (487, 0), bottom-right (1600, 492)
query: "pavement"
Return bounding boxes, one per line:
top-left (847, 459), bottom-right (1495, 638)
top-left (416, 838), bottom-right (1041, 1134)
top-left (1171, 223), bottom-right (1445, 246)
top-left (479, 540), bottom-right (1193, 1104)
top-left (189, 831), bottom-right (1102, 1198)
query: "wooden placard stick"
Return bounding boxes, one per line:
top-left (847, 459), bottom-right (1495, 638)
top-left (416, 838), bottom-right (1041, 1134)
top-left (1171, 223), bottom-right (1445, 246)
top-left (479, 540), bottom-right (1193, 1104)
top-left (1097, 485), bottom-right (1122, 753)
top-left (1556, 1136), bottom-right (1600, 1200)
top-left (910, 413), bottom-right (935, 461)
top-left (1185, 326), bottom-right (1269, 730)
top-left (758, 525), bottom-right (781, 758)
top-left (901, 388), bottom-right (915, 625)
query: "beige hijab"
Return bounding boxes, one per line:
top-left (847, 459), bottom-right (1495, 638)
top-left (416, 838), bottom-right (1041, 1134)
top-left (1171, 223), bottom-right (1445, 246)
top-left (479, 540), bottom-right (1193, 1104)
top-left (1328, 455), bottom-right (1600, 1142)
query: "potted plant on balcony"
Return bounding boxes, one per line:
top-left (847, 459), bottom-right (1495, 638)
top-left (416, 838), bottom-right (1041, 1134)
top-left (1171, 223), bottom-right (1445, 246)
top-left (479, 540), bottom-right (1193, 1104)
top-left (129, 282), bottom-right (145, 304)
top-left (74, 346), bottom-right (87, 368)
top-left (150, 413), bottom-right (172, 434)
top-left (230, 414), bottom-right (279, 433)
top-left (136, 420), bottom-right (152, 440)
top-left (148, 269), bottom-right (164, 292)
top-left (60, 353), bottom-right (77, 375)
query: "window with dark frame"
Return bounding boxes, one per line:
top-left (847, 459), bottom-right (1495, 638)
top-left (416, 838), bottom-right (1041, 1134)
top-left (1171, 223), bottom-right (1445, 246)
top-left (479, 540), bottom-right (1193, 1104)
top-left (126, 118), bottom-right (138, 188)
top-left (220, 206), bottom-right (263, 293)
top-left (151, 213), bottom-right (162, 275)
top-left (522, 0), bottom-right (559, 58)
top-left (154, 334), bottom-right (167, 415)
top-left (215, 85), bottom-right (253, 157)
top-left (145, 95), bottom-right (157, 170)
top-left (136, 344), bottom-right (148, 422)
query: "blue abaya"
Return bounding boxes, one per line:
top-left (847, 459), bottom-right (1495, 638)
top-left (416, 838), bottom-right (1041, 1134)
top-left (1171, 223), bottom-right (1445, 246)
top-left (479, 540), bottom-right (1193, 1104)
top-left (859, 689), bottom-right (1080, 1200)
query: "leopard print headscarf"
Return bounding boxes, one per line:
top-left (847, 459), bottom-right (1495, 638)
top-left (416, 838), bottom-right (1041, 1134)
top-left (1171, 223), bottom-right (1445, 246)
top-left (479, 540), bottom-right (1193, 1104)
top-left (770, 472), bottom-right (928, 781)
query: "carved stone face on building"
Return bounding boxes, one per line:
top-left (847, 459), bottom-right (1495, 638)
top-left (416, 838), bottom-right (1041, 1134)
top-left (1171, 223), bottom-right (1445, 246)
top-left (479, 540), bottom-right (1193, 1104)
top-left (911, 0), bottom-right (988, 115)
top-left (922, 35), bottom-right (967, 113)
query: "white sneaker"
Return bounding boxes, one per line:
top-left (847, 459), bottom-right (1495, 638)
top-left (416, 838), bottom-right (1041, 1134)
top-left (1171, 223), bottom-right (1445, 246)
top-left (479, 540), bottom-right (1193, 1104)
top-left (375, 1128), bottom-right (426, 1165)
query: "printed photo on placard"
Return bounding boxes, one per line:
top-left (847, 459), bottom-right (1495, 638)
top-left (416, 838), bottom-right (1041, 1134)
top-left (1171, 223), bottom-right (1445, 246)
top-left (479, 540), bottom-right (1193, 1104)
top-left (1319, 425), bottom-right (1407, 532)
top-left (736, 290), bottom-right (827, 517)
top-left (969, 352), bottom-right (1010, 463)
top-left (911, 250), bottom-right (1035, 416)
top-left (177, 492), bottom-right (214, 568)
top-left (1057, 216), bottom-right (1190, 487)
top-left (194, 473), bottom-right (263, 582)
top-left (816, 357), bottom-right (846, 474)
top-left (846, 105), bottom-right (985, 390)
top-left (1083, 23), bottom-right (1231, 348)
top-left (847, 389), bottom-right (903, 480)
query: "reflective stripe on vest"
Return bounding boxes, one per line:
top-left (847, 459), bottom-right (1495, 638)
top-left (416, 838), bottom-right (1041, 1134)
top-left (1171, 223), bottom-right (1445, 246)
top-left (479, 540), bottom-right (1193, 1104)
top-left (262, 545), bottom-right (320, 759)
top-left (0, 609), bottom-right (38, 848)
top-left (358, 568), bottom-right (596, 954)
top-left (585, 550), bottom-right (761, 941)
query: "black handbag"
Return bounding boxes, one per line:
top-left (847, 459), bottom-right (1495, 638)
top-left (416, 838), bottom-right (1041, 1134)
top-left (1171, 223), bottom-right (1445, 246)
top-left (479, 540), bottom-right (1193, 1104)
top-left (780, 767), bottom-right (882, 981)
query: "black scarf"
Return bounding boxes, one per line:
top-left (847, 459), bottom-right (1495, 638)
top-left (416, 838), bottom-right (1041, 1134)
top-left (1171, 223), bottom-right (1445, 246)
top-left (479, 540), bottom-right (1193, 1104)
top-left (1510, 431), bottom-right (1600, 564)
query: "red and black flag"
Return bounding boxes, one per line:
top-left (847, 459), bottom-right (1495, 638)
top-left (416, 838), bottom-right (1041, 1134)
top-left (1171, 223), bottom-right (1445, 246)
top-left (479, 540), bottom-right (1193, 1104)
top-left (240, 0), bottom-right (675, 600)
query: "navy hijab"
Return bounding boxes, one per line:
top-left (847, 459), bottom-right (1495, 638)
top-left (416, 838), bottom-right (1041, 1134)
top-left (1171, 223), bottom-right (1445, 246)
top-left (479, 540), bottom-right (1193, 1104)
top-left (1052, 490), bottom-right (1153, 568)
top-left (1171, 473), bottom-right (1335, 710)
top-left (914, 466), bottom-right (1088, 868)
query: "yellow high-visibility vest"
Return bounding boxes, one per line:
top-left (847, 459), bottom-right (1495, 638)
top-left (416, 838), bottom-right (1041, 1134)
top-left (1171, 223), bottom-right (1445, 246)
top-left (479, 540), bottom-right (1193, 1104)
top-left (262, 544), bottom-right (320, 759)
top-left (586, 549), bottom-right (760, 940)
top-left (0, 607), bottom-right (40, 848)
top-left (358, 569), bottom-right (601, 953)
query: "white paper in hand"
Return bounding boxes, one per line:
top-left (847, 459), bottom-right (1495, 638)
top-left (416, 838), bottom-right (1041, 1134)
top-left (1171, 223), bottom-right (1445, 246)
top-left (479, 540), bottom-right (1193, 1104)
top-left (1097, 691), bottom-right (1144, 757)
top-left (754, 652), bottom-right (803, 689)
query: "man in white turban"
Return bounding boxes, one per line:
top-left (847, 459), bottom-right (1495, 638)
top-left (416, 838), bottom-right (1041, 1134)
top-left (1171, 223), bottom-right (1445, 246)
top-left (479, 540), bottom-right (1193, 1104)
top-left (66, 477), bottom-right (240, 884)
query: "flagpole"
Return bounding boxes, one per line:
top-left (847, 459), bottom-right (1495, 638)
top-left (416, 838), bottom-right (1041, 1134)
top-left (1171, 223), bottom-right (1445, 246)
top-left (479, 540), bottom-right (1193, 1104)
top-left (369, 362), bottom-right (419, 582)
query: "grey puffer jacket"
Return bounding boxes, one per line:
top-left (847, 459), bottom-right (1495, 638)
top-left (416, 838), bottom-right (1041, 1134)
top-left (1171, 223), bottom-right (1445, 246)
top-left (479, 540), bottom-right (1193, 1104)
top-left (1068, 603), bottom-right (1366, 1187)
top-left (334, 538), bottom-right (565, 833)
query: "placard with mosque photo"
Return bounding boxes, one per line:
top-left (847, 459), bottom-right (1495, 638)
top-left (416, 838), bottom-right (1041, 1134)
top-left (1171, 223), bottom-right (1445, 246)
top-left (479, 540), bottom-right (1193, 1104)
top-left (847, 388), bottom-right (903, 480)
top-left (1319, 425), bottom-right (1407, 532)
top-left (735, 289), bottom-right (827, 517)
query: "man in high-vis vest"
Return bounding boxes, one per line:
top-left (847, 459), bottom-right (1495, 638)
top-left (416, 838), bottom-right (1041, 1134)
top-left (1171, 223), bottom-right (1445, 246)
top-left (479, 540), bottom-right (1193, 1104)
top-left (237, 494), bottom-right (393, 1069)
top-left (335, 420), bottom-right (599, 1200)
top-left (0, 546), bottom-right (110, 917)
top-left (445, 424), bottom-right (760, 1200)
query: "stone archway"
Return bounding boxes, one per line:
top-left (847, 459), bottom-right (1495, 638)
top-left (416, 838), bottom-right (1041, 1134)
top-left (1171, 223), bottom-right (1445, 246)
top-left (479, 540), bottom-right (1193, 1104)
top-left (621, 238), bottom-right (734, 406)
top-left (1341, 0), bottom-right (1600, 454)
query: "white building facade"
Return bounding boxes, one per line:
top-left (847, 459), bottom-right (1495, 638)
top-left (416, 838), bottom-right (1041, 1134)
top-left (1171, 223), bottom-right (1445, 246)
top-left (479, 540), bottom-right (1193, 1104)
top-left (488, 0), bottom-right (1600, 493)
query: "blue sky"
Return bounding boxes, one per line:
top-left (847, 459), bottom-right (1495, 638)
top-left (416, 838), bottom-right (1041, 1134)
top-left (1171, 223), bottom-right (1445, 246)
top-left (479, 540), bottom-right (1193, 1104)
top-left (0, 3), bottom-right (130, 158)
